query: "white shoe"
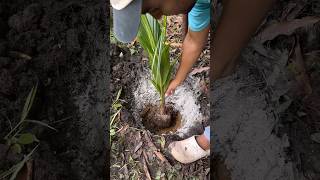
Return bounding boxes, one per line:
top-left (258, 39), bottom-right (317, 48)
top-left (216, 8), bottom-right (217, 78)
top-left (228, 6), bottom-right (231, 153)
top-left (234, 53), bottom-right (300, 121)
top-left (168, 135), bottom-right (210, 164)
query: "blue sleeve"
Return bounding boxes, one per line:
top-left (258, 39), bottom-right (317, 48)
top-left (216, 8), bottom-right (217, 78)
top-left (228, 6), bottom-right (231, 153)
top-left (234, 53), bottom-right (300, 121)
top-left (188, 0), bottom-right (211, 32)
top-left (204, 126), bottom-right (210, 142)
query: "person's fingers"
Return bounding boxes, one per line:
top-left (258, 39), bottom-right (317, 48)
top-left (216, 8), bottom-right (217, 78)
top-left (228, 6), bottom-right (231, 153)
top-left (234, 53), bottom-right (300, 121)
top-left (165, 87), bottom-right (175, 97)
top-left (165, 84), bottom-right (172, 96)
top-left (165, 88), bottom-right (172, 97)
top-left (165, 80), bottom-right (179, 97)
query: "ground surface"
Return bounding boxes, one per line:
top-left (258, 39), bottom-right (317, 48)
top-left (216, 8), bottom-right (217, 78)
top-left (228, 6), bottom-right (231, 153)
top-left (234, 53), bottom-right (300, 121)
top-left (0, 0), bottom-right (107, 179)
top-left (0, 0), bottom-right (318, 180)
top-left (211, 0), bottom-right (320, 179)
top-left (110, 0), bottom-right (320, 179)
top-left (110, 14), bottom-right (211, 179)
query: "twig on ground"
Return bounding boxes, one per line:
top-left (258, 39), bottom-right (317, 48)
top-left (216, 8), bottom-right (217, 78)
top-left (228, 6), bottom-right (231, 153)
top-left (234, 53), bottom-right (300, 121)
top-left (142, 155), bottom-right (152, 180)
top-left (129, 126), bottom-right (144, 132)
top-left (9, 51), bottom-right (32, 60)
top-left (134, 141), bottom-right (143, 153)
top-left (142, 150), bottom-right (149, 165)
top-left (143, 131), bottom-right (172, 167)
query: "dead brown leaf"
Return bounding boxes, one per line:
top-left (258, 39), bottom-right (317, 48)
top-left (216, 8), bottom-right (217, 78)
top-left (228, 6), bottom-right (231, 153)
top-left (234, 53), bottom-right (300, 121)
top-left (143, 131), bottom-right (172, 167)
top-left (134, 141), bottom-right (143, 153)
top-left (168, 42), bottom-right (183, 48)
top-left (199, 78), bottom-right (209, 95)
top-left (142, 150), bottom-right (150, 165)
top-left (256, 16), bottom-right (320, 43)
top-left (280, 2), bottom-right (305, 21)
top-left (289, 36), bottom-right (313, 96)
top-left (144, 131), bottom-right (157, 151)
top-left (9, 51), bottom-right (32, 60)
top-left (190, 66), bottom-right (210, 75)
top-left (142, 155), bottom-right (152, 180)
top-left (154, 151), bottom-right (167, 163)
top-left (118, 124), bottom-right (129, 135)
top-left (16, 160), bottom-right (33, 180)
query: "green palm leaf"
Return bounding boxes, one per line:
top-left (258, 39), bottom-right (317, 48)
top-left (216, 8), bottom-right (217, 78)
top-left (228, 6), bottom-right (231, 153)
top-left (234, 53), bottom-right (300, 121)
top-left (137, 14), bottom-right (176, 110)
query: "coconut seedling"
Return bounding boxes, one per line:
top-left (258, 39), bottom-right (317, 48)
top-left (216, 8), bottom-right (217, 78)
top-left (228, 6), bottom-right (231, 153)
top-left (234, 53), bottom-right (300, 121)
top-left (137, 14), bottom-right (176, 126)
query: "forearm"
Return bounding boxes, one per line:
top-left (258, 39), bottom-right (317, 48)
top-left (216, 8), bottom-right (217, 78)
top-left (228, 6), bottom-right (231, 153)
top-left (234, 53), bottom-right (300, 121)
top-left (211, 0), bottom-right (275, 80)
top-left (175, 37), bottom-right (202, 83)
top-left (175, 27), bottom-right (209, 84)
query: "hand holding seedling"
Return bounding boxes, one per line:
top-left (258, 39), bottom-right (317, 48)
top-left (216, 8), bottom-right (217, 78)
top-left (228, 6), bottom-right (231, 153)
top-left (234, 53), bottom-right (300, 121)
top-left (165, 79), bottom-right (179, 97)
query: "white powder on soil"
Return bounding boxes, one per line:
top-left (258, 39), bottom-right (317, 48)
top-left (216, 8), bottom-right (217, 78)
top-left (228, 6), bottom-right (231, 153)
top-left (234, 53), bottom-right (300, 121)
top-left (133, 70), bottom-right (205, 137)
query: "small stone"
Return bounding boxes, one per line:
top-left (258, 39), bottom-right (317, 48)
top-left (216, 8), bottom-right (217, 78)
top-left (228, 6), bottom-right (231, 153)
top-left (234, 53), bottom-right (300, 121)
top-left (119, 52), bottom-right (124, 58)
top-left (112, 63), bottom-right (122, 71)
top-left (297, 111), bottom-right (307, 117)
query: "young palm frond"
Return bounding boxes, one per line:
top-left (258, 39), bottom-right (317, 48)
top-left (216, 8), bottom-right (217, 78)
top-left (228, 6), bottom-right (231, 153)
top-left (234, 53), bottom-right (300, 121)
top-left (137, 14), bottom-right (176, 114)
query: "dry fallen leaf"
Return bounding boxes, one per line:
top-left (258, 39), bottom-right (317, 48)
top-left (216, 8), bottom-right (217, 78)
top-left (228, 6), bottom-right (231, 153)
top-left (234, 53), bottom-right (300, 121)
top-left (143, 131), bottom-right (172, 167)
top-left (190, 66), bottom-right (210, 75)
top-left (168, 42), bottom-right (182, 48)
top-left (134, 141), bottom-right (143, 153)
top-left (9, 51), bottom-right (32, 60)
top-left (256, 16), bottom-right (320, 43)
top-left (16, 160), bottom-right (33, 180)
top-left (199, 78), bottom-right (209, 95)
top-left (142, 155), bottom-right (152, 180)
top-left (288, 37), bottom-right (312, 96)
top-left (280, 2), bottom-right (305, 21)
top-left (311, 133), bottom-right (320, 143)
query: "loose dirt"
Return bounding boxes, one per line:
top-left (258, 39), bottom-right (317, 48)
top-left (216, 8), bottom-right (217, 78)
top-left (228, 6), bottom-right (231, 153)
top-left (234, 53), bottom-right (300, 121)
top-left (141, 104), bottom-right (181, 133)
top-left (210, 1), bottom-right (320, 179)
top-left (0, 0), bottom-right (108, 179)
top-left (133, 71), bottom-right (208, 138)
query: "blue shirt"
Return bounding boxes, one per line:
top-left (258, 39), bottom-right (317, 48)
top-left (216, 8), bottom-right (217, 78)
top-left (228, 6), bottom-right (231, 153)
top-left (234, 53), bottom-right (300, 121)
top-left (188, 0), bottom-right (211, 32)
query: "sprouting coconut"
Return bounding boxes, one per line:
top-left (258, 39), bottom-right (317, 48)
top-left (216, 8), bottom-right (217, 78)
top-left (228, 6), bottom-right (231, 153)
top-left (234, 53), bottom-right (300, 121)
top-left (137, 14), bottom-right (177, 129)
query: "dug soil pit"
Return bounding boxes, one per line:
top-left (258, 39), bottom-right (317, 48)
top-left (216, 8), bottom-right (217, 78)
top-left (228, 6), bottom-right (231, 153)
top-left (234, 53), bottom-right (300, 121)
top-left (141, 104), bottom-right (182, 134)
top-left (133, 71), bottom-right (207, 138)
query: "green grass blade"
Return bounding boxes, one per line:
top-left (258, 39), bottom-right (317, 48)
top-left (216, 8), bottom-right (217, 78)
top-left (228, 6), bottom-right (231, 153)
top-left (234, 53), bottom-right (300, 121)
top-left (24, 120), bottom-right (57, 131)
top-left (21, 83), bottom-right (38, 122)
top-left (110, 109), bottom-right (121, 127)
top-left (115, 88), bottom-right (122, 102)
top-left (9, 145), bottom-right (38, 180)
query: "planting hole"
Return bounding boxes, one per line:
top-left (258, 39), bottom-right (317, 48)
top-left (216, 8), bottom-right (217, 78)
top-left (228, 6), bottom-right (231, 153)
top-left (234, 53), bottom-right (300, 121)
top-left (141, 104), bottom-right (182, 134)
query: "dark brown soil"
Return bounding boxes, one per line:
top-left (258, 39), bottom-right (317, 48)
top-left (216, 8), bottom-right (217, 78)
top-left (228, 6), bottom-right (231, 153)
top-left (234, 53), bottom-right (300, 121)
top-left (0, 0), bottom-right (108, 179)
top-left (141, 104), bottom-right (178, 131)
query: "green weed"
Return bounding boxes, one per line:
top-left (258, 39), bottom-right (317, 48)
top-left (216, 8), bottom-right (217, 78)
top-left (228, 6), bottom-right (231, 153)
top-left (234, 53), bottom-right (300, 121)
top-left (1, 83), bottom-right (56, 180)
top-left (110, 88), bottom-right (123, 142)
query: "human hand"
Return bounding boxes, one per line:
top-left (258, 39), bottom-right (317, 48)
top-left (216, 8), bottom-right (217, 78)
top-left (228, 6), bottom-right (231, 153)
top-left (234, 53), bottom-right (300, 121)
top-left (165, 79), bottom-right (180, 97)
